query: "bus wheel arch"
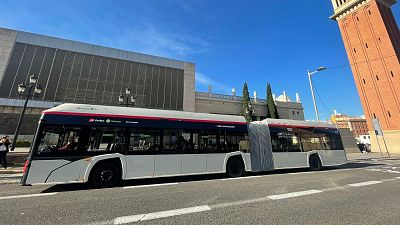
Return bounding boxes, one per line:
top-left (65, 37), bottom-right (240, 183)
top-left (308, 154), bottom-right (323, 171)
top-left (88, 158), bottom-right (122, 188)
top-left (226, 155), bottom-right (245, 178)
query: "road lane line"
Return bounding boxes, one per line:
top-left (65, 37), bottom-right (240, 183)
top-left (267, 190), bottom-right (322, 200)
top-left (348, 181), bottom-right (382, 187)
top-left (123, 182), bottom-right (179, 189)
top-left (113, 205), bottom-right (211, 224)
top-left (0, 192), bottom-right (57, 200)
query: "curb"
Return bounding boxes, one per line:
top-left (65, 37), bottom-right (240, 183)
top-left (0, 169), bottom-right (24, 174)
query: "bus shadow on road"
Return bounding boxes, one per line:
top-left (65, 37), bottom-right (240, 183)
top-left (41, 161), bottom-right (381, 193)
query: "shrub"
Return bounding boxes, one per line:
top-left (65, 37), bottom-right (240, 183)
top-left (15, 140), bottom-right (31, 147)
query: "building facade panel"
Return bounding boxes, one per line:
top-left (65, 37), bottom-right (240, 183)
top-left (0, 41), bottom-right (187, 111)
top-left (0, 28), bottom-right (17, 85)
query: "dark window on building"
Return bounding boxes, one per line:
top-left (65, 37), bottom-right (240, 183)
top-left (376, 75), bottom-right (379, 80)
top-left (365, 43), bottom-right (368, 48)
top-left (373, 113), bottom-right (376, 118)
top-left (388, 111), bottom-right (392, 117)
top-left (354, 48), bottom-right (357, 53)
top-left (363, 79), bottom-right (366, 84)
top-left (391, 71), bottom-right (394, 77)
top-left (368, 10), bottom-right (371, 15)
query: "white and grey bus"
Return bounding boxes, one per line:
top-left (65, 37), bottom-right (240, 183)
top-left (21, 104), bottom-right (347, 187)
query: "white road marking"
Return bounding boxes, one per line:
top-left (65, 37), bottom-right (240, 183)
top-left (0, 192), bottom-right (57, 200)
top-left (267, 190), bottom-right (323, 200)
top-left (123, 182), bottom-right (178, 189)
top-left (348, 181), bottom-right (383, 187)
top-left (220, 175), bottom-right (266, 181)
top-left (0, 179), bottom-right (20, 184)
top-left (386, 170), bottom-right (400, 174)
top-left (0, 173), bottom-right (23, 178)
top-left (366, 168), bottom-right (400, 174)
top-left (113, 205), bottom-right (211, 224)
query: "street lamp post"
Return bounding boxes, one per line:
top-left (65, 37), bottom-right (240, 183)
top-left (119, 88), bottom-right (136, 107)
top-left (307, 67), bottom-right (326, 122)
top-left (10, 74), bottom-right (43, 152)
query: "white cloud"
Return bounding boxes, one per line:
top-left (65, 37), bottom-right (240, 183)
top-left (95, 22), bottom-right (208, 60)
top-left (196, 72), bottom-right (231, 94)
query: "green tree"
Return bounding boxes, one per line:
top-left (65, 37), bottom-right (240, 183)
top-left (266, 83), bottom-right (279, 119)
top-left (241, 82), bottom-right (253, 122)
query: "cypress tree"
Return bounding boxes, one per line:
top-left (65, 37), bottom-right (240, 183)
top-left (266, 83), bottom-right (279, 119)
top-left (241, 82), bottom-right (253, 122)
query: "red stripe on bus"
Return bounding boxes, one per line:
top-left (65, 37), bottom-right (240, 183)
top-left (43, 111), bottom-right (248, 125)
top-left (268, 124), bottom-right (336, 129)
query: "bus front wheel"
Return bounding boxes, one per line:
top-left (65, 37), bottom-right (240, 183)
top-left (309, 155), bottom-right (322, 171)
top-left (226, 157), bottom-right (245, 178)
top-left (90, 161), bottom-right (121, 188)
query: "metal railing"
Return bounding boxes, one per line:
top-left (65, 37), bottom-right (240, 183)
top-left (195, 92), bottom-right (266, 103)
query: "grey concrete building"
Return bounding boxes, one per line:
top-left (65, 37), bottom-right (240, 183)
top-left (0, 28), bottom-right (195, 111)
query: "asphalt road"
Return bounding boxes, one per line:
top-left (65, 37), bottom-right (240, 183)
top-left (0, 158), bottom-right (399, 225)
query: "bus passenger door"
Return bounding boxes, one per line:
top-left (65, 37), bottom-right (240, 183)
top-left (154, 129), bottom-right (182, 177)
top-left (125, 130), bottom-right (158, 179)
top-left (181, 132), bottom-right (207, 175)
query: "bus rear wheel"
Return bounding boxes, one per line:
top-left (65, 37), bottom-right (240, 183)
top-left (90, 162), bottom-right (121, 188)
top-left (309, 155), bottom-right (322, 171)
top-left (226, 157), bottom-right (245, 178)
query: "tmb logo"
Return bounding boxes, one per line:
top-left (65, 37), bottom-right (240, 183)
top-left (89, 118), bottom-right (95, 123)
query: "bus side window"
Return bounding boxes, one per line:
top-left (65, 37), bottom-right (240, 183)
top-left (128, 129), bottom-right (160, 154)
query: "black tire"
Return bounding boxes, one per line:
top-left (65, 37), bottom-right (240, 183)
top-left (90, 162), bottom-right (121, 188)
top-left (226, 157), bottom-right (245, 178)
top-left (309, 155), bottom-right (323, 171)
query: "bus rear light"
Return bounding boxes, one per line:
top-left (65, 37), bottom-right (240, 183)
top-left (23, 160), bottom-right (29, 173)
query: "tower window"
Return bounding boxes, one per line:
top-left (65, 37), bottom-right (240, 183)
top-left (390, 71), bottom-right (394, 77)
top-left (388, 111), bottom-right (392, 117)
top-left (363, 79), bottom-right (366, 84)
top-left (378, 38), bottom-right (381, 42)
top-left (365, 43), bottom-right (368, 48)
top-left (376, 75), bottom-right (379, 80)
top-left (356, 17), bottom-right (359, 21)
top-left (373, 113), bottom-right (376, 118)
top-left (354, 48), bottom-right (357, 53)
top-left (368, 10), bottom-right (371, 15)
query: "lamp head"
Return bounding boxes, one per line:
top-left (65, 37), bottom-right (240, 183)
top-left (34, 85), bottom-right (43, 94)
top-left (18, 83), bottom-right (26, 94)
top-left (29, 74), bottom-right (38, 85)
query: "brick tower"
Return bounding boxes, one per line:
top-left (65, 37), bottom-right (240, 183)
top-left (330, 0), bottom-right (400, 153)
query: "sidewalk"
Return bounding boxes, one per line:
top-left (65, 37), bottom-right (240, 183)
top-left (346, 152), bottom-right (400, 161)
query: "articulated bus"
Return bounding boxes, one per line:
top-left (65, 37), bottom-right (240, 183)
top-left (21, 104), bottom-right (347, 187)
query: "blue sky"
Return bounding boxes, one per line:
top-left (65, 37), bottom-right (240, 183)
top-left (1, 0), bottom-right (399, 120)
